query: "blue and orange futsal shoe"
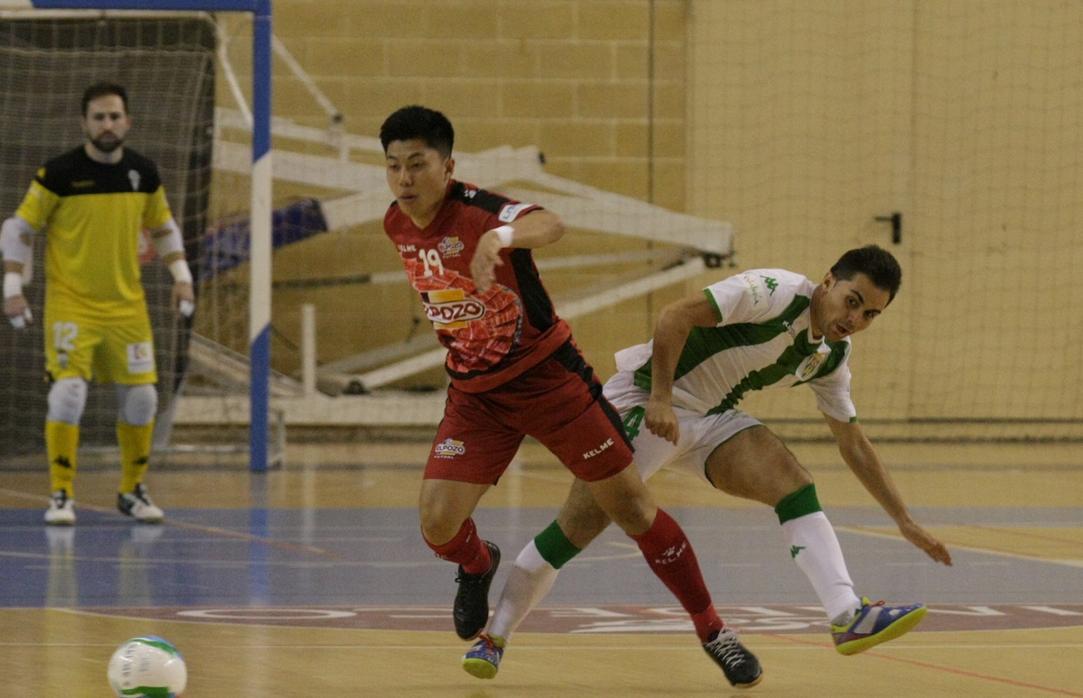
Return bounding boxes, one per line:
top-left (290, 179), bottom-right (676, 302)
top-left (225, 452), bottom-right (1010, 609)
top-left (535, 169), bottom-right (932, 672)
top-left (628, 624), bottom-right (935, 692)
top-left (831, 597), bottom-right (928, 656)
top-left (462, 632), bottom-right (505, 679)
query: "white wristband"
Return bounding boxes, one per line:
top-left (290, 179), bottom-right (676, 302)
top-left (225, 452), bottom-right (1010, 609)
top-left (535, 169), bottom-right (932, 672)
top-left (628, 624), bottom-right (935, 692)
top-left (3, 271), bottom-right (23, 299)
top-left (169, 259), bottom-right (193, 284)
top-left (493, 225), bottom-right (514, 248)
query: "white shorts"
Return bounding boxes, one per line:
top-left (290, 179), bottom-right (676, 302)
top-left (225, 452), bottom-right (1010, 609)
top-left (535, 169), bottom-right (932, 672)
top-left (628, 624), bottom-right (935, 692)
top-left (603, 370), bottom-right (761, 485)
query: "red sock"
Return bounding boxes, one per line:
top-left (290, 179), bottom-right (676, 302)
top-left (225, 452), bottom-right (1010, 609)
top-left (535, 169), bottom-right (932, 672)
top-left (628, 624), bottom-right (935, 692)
top-left (631, 508), bottom-right (724, 643)
top-left (424, 518), bottom-right (492, 574)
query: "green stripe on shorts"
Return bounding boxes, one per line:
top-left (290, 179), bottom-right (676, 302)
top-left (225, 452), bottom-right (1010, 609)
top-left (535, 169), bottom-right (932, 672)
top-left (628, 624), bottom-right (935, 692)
top-left (622, 405), bottom-right (646, 440)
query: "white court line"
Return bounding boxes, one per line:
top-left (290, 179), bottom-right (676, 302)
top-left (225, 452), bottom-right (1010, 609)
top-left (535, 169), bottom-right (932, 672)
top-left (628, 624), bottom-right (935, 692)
top-left (0, 549), bottom-right (445, 570)
top-left (835, 525), bottom-right (1083, 569)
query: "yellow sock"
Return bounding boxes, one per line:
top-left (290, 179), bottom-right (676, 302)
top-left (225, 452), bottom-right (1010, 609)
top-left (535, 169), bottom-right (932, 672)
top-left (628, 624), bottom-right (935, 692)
top-left (117, 421), bottom-right (154, 493)
top-left (46, 421), bottom-right (80, 497)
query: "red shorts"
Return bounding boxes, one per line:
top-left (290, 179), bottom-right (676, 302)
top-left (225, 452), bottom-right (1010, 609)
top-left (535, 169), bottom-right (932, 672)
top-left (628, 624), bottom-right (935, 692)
top-left (424, 341), bottom-right (633, 484)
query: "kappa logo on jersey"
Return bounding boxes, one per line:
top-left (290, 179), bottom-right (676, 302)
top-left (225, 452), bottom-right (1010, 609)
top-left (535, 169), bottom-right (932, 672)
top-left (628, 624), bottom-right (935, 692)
top-left (761, 275), bottom-right (778, 295)
top-left (422, 288), bottom-right (485, 330)
top-left (498, 202), bottom-right (533, 223)
top-left (128, 170), bottom-right (141, 191)
top-left (434, 438), bottom-right (466, 459)
top-left (437, 236), bottom-right (465, 258)
top-left (582, 437), bottom-right (615, 460)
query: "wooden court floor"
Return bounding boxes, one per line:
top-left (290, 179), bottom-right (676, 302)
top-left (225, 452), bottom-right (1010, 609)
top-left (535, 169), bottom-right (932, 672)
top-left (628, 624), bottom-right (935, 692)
top-left (1, 441), bottom-right (1082, 696)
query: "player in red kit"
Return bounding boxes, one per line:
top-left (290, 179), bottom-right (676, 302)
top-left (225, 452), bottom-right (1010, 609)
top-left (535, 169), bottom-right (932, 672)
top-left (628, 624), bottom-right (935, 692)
top-left (380, 105), bottom-right (762, 687)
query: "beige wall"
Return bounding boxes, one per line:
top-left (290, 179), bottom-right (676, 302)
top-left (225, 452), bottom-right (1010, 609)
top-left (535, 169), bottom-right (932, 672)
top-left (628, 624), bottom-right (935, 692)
top-left (687, 0), bottom-right (1083, 435)
top-left (268, 0), bottom-right (688, 206)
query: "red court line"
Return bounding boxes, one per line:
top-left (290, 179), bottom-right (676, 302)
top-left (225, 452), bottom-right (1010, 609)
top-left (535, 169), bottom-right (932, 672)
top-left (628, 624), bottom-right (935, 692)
top-left (769, 633), bottom-right (1083, 697)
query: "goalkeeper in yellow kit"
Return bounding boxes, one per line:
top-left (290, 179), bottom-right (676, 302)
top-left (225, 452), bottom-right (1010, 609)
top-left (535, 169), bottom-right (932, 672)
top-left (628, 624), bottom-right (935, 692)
top-left (1, 82), bottom-right (194, 525)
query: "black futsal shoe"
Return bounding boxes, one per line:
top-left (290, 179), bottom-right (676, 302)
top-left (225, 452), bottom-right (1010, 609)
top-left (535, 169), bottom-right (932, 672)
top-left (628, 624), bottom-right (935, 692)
top-left (453, 541), bottom-right (501, 640)
top-left (703, 627), bottom-right (764, 688)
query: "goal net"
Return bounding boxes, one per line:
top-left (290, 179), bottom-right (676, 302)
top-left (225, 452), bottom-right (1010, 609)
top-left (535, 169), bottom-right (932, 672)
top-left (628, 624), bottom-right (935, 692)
top-left (0, 11), bottom-right (215, 466)
top-left (0, 7), bottom-right (281, 469)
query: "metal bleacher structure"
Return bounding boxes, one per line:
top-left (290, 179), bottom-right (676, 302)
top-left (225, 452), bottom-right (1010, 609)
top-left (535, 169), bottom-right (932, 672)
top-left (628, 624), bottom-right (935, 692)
top-left (175, 106), bottom-right (734, 436)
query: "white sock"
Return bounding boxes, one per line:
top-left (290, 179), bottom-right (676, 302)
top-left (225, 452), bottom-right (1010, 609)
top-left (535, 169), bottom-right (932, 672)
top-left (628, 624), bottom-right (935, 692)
top-left (487, 539), bottom-right (560, 640)
top-left (781, 511), bottom-right (861, 623)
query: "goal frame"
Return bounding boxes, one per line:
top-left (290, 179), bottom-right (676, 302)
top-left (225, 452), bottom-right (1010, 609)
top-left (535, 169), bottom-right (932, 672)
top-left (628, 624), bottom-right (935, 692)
top-left (0, 0), bottom-right (273, 471)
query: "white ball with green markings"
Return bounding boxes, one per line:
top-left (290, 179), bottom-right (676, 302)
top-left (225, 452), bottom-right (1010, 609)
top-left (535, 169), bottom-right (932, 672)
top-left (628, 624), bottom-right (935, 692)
top-left (107, 635), bottom-right (187, 697)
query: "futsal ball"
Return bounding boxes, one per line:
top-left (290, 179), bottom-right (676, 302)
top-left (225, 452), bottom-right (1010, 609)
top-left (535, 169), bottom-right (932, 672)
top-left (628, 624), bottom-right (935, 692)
top-left (106, 635), bottom-right (187, 697)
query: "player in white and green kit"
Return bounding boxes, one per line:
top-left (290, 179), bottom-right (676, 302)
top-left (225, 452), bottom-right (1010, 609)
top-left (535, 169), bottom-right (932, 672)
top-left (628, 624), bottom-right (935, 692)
top-left (463, 245), bottom-right (954, 682)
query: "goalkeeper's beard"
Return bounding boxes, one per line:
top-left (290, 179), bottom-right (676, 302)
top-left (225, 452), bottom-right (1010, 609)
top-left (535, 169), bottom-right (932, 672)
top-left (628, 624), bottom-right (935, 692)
top-left (91, 133), bottom-right (124, 153)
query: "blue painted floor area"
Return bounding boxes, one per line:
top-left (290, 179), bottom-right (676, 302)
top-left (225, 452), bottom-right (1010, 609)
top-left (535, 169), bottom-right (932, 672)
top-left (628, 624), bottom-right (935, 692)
top-left (1, 505), bottom-right (1081, 609)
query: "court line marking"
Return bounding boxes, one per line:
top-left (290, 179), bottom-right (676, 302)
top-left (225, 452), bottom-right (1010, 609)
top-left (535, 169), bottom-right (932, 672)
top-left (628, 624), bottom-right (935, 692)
top-left (3, 638), bottom-right (1083, 651)
top-left (769, 632), bottom-right (1083, 696)
top-left (1, 550), bottom-right (446, 569)
top-left (836, 524), bottom-right (1083, 568)
top-left (955, 524), bottom-right (1083, 547)
top-left (0, 486), bottom-right (345, 561)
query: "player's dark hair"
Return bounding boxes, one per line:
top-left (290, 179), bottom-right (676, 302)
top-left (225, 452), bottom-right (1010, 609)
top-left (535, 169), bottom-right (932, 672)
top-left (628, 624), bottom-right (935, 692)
top-left (831, 245), bottom-right (902, 303)
top-left (81, 81), bottom-right (129, 116)
top-left (379, 105), bottom-right (454, 158)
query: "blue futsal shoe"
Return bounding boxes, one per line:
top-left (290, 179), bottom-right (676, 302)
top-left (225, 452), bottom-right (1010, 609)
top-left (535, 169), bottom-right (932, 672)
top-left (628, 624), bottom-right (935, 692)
top-left (462, 633), bottom-right (505, 679)
top-left (832, 597), bottom-right (928, 655)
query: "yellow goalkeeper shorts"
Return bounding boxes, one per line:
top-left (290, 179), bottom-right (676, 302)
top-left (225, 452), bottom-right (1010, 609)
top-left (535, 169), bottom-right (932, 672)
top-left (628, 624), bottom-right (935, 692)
top-left (43, 304), bottom-right (157, 385)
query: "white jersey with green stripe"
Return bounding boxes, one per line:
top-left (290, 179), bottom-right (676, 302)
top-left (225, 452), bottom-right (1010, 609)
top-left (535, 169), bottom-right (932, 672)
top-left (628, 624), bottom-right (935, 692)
top-left (613, 268), bottom-right (856, 422)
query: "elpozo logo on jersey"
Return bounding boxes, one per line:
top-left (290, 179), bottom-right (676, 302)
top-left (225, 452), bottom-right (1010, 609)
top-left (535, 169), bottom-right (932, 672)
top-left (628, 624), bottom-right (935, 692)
top-left (422, 288), bottom-right (485, 330)
top-left (437, 236), bottom-right (465, 258)
top-left (434, 438), bottom-right (466, 459)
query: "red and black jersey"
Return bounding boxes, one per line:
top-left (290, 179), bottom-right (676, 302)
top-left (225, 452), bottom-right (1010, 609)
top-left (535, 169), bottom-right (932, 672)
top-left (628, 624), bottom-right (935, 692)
top-left (384, 180), bottom-right (572, 393)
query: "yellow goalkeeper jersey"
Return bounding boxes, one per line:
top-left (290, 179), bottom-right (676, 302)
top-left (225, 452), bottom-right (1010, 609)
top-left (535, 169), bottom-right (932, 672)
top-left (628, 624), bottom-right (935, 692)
top-left (15, 145), bottom-right (173, 317)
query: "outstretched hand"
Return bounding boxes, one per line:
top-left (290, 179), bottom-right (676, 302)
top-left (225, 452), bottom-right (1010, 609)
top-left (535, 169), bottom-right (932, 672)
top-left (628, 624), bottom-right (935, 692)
top-left (470, 228), bottom-right (505, 292)
top-left (898, 519), bottom-right (953, 566)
